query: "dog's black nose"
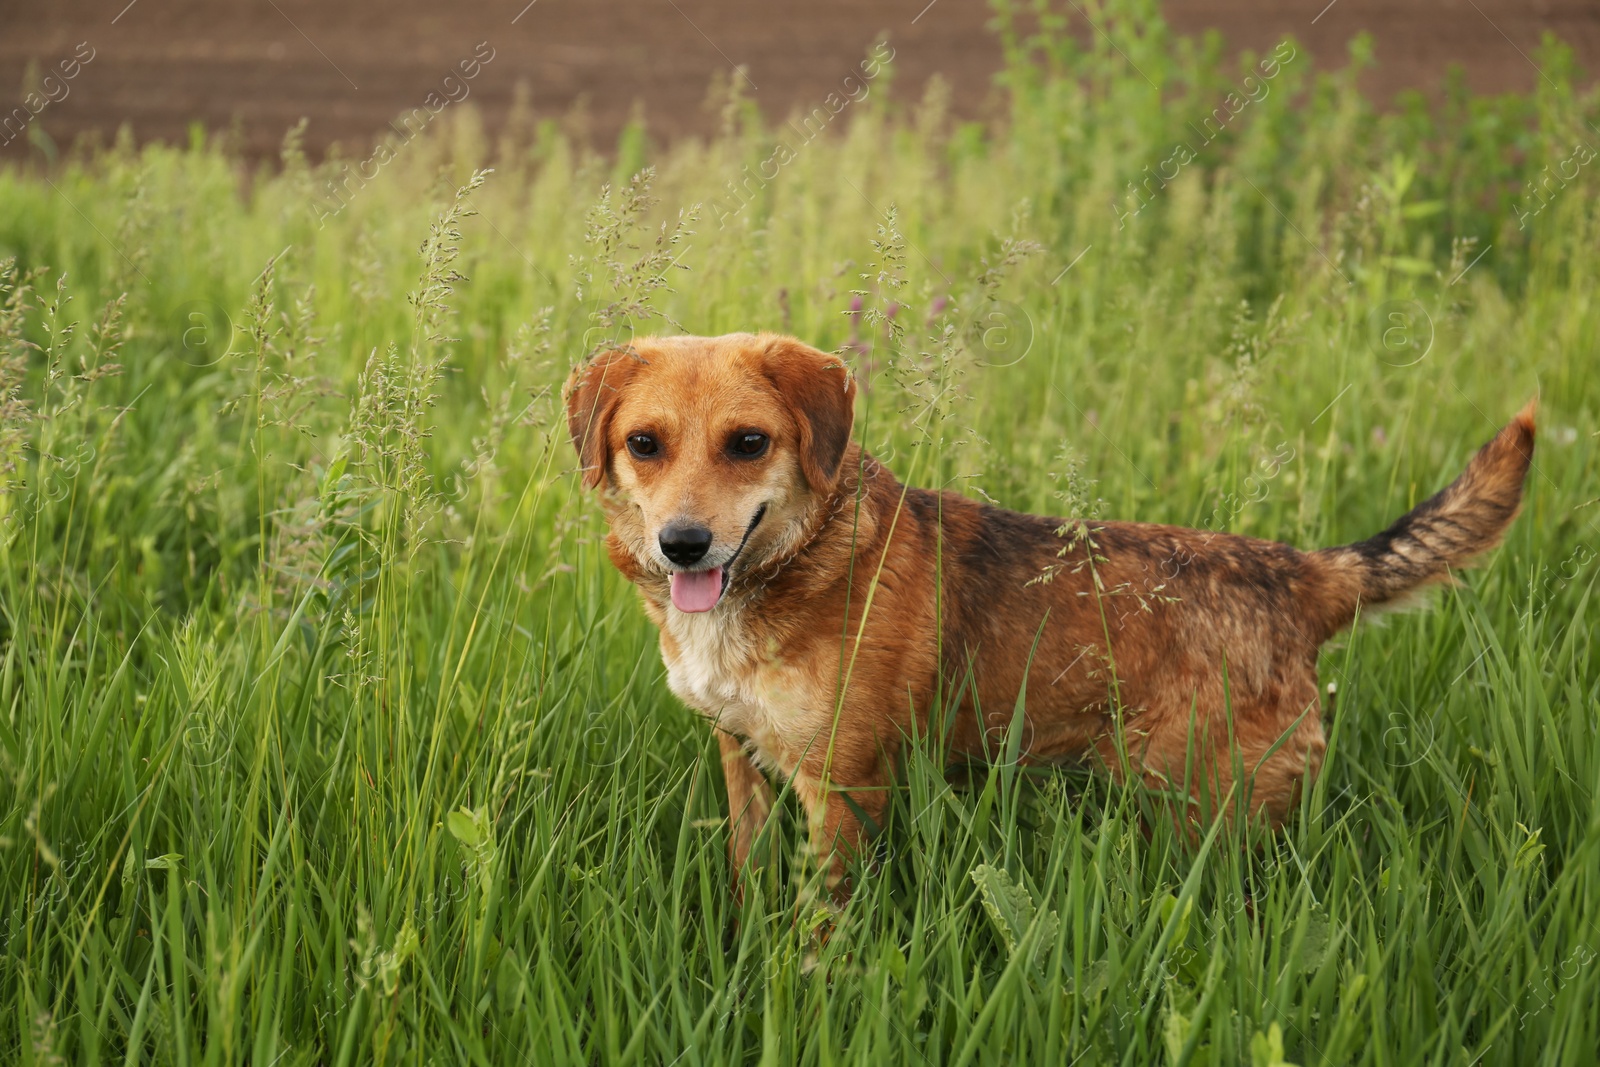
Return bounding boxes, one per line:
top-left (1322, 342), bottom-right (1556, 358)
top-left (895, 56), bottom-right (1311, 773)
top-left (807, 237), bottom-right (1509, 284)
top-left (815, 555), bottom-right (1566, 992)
top-left (659, 523), bottom-right (713, 566)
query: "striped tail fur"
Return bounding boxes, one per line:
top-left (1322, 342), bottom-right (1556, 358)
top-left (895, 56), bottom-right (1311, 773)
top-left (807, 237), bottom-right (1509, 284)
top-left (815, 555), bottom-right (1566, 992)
top-left (1307, 400), bottom-right (1536, 640)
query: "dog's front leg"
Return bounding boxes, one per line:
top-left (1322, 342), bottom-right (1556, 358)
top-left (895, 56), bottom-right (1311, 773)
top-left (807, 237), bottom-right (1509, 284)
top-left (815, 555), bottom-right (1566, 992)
top-left (796, 754), bottom-right (891, 904)
top-left (717, 731), bottom-right (776, 900)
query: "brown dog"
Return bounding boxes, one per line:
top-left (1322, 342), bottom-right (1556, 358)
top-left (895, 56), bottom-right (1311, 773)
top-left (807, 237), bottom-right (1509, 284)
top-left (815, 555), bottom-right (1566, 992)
top-left (565, 332), bottom-right (1535, 897)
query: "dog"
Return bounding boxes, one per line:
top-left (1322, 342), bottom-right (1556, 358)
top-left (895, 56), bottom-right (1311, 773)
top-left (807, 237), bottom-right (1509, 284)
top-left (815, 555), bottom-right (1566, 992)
top-left (565, 332), bottom-right (1535, 898)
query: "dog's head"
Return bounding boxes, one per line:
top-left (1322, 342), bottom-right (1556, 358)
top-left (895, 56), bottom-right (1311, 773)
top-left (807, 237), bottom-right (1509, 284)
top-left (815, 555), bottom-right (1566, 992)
top-left (564, 333), bottom-right (856, 613)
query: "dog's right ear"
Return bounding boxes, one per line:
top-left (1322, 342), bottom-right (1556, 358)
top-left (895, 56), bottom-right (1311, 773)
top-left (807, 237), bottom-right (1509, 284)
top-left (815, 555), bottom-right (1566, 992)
top-left (563, 350), bottom-right (637, 489)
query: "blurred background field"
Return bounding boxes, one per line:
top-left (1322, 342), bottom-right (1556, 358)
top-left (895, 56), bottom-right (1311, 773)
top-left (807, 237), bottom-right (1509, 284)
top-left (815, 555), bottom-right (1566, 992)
top-left (3, 0), bottom-right (1600, 160)
top-left (2, 1), bottom-right (1599, 1064)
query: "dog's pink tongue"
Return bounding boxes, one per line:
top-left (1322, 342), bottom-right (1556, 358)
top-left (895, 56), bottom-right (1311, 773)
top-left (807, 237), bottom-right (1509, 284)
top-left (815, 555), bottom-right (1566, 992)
top-left (670, 567), bottom-right (724, 613)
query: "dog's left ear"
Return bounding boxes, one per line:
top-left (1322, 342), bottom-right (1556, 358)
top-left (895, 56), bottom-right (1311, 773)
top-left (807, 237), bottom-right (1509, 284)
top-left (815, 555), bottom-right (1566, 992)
top-left (563, 348), bottom-right (639, 489)
top-left (762, 337), bottom-right (856, 490)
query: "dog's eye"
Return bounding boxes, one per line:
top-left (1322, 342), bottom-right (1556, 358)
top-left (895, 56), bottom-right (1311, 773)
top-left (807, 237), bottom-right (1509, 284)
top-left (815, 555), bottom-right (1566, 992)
top-left (728, 432), bottom-right (769, 458)
top-left (626, 433), bottom-right (660, 458)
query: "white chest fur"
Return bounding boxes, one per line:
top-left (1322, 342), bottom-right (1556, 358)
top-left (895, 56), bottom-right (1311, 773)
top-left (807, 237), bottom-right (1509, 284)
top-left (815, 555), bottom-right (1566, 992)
top-left (660, 606), bottom-right (821, 772)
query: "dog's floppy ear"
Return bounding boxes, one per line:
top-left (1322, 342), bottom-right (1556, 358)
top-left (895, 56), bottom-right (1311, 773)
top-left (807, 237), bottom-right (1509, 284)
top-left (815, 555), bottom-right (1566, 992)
top-left (762, 336), bottom-right (856, 490)
top-left (563, 349), bottom-right (639, 489)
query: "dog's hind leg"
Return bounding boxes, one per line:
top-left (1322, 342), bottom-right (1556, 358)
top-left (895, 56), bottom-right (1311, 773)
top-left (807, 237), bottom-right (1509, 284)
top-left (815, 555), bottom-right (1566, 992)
top-left (1093, 677), bottom-right (1326, 831)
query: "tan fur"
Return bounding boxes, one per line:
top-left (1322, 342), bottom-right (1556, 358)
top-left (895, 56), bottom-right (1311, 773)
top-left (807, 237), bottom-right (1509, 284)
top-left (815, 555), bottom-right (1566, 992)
top-left (565, 333), bottom-right (1537, 899)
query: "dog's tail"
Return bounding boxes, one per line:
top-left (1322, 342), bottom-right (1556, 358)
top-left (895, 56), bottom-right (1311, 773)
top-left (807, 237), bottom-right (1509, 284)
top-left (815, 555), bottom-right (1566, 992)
top-left (1304, 400), bottom-right (1536, 641)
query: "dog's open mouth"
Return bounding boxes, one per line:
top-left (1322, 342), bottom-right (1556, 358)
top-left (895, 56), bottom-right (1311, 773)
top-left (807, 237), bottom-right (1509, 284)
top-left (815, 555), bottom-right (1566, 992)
top-left (668, 505), bottom-right (766, 613)
top-left (669, 567), bottom-right (725, 613)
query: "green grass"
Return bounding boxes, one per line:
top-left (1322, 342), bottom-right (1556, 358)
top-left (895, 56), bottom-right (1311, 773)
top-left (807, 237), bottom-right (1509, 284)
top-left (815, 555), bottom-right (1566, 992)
top-left (2, 2), bottom-right (1599, 1062)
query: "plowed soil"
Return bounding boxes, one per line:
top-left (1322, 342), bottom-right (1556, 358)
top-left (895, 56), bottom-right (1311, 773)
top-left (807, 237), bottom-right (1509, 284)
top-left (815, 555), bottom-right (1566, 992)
top-left (2, 0), bottom-right (1596, 161)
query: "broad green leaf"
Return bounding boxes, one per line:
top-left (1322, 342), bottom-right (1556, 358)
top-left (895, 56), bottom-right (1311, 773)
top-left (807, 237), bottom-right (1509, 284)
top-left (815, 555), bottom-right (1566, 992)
top-left (970, 863), bottom-right (1058, 975)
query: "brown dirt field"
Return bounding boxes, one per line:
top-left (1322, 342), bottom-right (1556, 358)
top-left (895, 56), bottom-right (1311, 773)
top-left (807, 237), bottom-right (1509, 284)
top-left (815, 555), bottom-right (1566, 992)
top-left (2, 1), bottom-right (1597, 162)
